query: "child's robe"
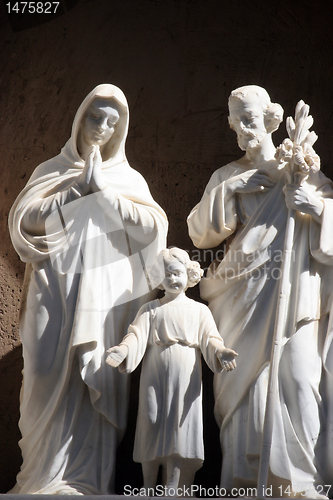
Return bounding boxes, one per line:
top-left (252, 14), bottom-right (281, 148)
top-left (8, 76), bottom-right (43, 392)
top-left (118, 296), bottom-right (224, 464)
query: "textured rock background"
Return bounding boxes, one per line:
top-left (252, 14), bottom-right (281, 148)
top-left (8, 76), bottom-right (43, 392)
top-left (1, 0), bottom-right (333, 493)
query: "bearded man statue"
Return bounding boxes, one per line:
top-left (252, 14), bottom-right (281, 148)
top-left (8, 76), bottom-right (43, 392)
top-left (188, 85), bottom-right (333, 499)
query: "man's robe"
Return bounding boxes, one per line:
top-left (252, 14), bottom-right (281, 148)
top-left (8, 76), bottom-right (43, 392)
top-left (188, 160), bottom-right (333, 494)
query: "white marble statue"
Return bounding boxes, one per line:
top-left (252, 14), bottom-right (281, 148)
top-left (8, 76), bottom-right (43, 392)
top-left (106, 247), bottom-right (238, 496)
top-left (8, 84), bottom-right (168, 495)
top-left (187, 85), bottom-right (333, 498)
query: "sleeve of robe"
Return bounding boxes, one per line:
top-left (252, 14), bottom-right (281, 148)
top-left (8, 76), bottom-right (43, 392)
top-left (198, 304), bottom-right (225, 373)
top-left (304, 170), bottom-right (333, 373)
top-left (21, 181), bottom-right (83, 234)
top-left (95, 185), bottom-right (160, 235)
top-left (22, 184), bottom-right (157, 237)
top-left (18, 181), bottom-right (164, 272)
top-left (187, 167), bottom-right (239, 249)
top-left (117, 303), bottom-right (152, 374)
top-left (309, 171), bottom-right (333, 265)
top-left (317, 193), bottom-right (333, 373)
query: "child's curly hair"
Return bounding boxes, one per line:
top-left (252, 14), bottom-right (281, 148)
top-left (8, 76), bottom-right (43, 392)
top-left (147, 247), bottom-right (204, 290)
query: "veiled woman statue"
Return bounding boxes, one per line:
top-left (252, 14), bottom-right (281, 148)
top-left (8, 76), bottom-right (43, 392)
top-left (8, 84), bottom-right (168, 495)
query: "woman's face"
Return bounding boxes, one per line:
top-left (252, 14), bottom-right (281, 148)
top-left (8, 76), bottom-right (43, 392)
top-left (162, 259), bottom-right (188, 295)
top-left (81, 98), bottom-right (120, 147)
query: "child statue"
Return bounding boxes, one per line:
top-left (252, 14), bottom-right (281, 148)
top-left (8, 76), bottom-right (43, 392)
top-left (106, 247), bottom-right (238, 495)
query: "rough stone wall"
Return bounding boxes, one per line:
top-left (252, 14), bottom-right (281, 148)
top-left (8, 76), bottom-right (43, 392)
top-left (1, 0), bottom-right (333, 492)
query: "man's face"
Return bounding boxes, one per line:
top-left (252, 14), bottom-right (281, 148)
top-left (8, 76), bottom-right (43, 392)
top-left (229, 96), bottom-right (267, 152)
top-left (81, 98), bottom-right (120, 147)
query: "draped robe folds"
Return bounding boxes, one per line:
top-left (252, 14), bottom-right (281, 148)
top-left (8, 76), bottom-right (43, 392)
top-left (8, 84), bottom-right (168, 495)
top-left (117, 298), bottom-right (225, 467)
top-left (187, 161), bottom-right (333, 494)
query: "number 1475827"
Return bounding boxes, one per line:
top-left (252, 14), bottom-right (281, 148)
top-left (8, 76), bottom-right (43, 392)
top-left (6, 2), bottom-right (60, 14)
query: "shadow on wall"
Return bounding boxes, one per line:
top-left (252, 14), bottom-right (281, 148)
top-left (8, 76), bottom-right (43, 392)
top-left (0, 345), bottom-right (22, 493)
top-left (115, 363), bottom-right (143, 493)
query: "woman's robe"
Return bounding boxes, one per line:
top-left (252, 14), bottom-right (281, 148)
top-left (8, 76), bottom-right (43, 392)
top-left (8, 84), bottom-right (168, 495)
top-left (187, 160), bottom-right (333, 495)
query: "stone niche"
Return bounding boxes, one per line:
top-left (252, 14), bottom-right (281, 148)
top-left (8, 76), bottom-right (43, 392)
top-left (1, 0), bottom-right (333, 494)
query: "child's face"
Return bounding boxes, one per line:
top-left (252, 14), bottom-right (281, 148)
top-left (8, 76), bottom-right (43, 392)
top-left (162, 259), bottom-right (187, 295)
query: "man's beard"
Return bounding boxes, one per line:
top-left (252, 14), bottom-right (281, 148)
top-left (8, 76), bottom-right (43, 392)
top-left (237, 130), bottom-right (265, 151)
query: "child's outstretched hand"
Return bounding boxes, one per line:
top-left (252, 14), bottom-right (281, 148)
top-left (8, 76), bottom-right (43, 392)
top-left (106, 345), bottom-right (128, 368)
top-left (218, 347), bottom-right (238, 372)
